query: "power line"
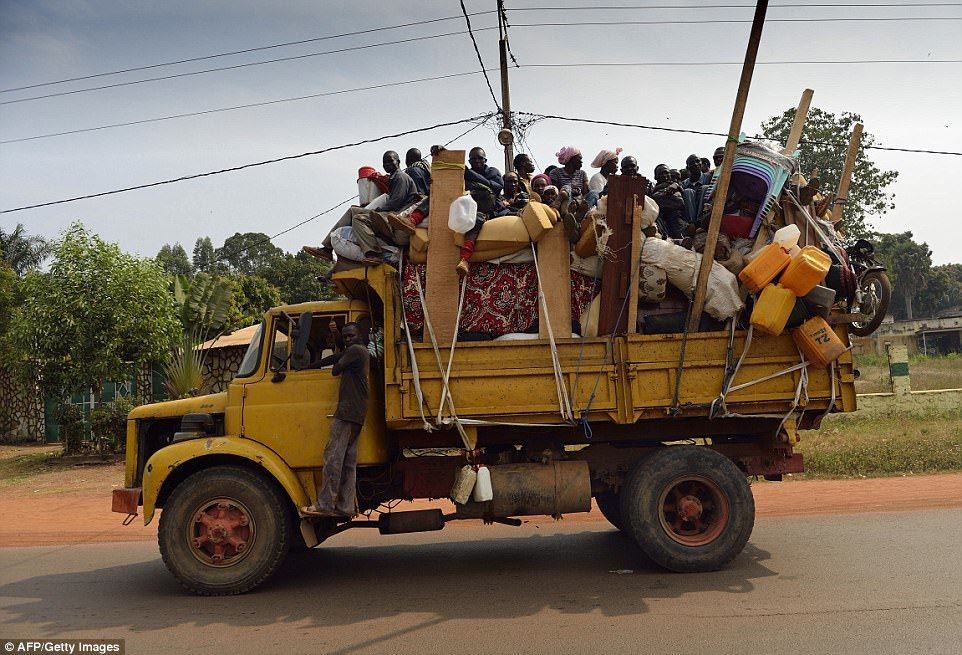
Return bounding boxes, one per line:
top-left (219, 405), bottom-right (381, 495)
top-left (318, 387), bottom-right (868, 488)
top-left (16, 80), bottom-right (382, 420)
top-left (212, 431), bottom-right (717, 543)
top-left (4, 58), bottom-right (957, 145)
top-left (0, 114), bottom-right (493, 214)
top-left (510, 16), bottom-right (962, 28)
top-left (211, 116), bottom-right (489, 264)
top-left (0, 27), bottom-right (498, 106)
top-left (460, 0), bottom-right (502, 111)
top-left (516, 111), bottom-right (962, 156)
top-left (0, 11), bottom-right (497, 94)
top-left (0, 69), bottom-right (491, 145)
top-left (509, 2), bottom-right (962, 10)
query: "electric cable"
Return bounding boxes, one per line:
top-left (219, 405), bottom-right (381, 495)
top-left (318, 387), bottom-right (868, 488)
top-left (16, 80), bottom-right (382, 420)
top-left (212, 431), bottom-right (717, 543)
top-left (460, 0), bottom-right (502, 111)
top-left (0, 114), bottom-right (493, 214)
top-left (210, 116), bottom-right (489, 265)
top-left (515, 111), bottom-right (962, 156)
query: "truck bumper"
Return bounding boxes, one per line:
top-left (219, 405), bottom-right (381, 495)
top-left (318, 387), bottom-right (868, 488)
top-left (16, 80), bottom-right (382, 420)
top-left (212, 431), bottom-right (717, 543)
top-left (111, 487), bottom-right (142, 515)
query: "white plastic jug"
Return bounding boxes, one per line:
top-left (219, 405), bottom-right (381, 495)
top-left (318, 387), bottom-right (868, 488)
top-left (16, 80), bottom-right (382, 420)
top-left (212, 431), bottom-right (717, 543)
top-left (472, 465), bottom-right (493, 502)
top-left (773, 224), bottom-right (801, 250)
top-left (448, 194), bottom-right (478, 234)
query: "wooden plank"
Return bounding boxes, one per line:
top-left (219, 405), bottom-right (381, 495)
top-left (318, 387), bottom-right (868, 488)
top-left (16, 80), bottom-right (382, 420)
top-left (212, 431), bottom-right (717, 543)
top-left (832, 123), bottom-right (863, 226)
top-left (688, 0), bottom-right (769, 332)
top-left (782, 88), bottom-right (814, 154)
top-left (626, 194), bottom-right (643, 334)
top-left (599, 174), bottom-right (647, 335)
top-left (538, 222), bottom-right (571, 339)
top-left (424, 149), bottom-right (466, 344)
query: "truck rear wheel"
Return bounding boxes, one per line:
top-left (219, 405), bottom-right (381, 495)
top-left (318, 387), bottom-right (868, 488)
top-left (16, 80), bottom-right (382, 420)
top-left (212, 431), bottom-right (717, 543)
top-left (595, 490), bottom-right (625, 532)
top-left (158, 465), bottom-right (291, 595)
top-left (619, 446), bottom-right (754, 572)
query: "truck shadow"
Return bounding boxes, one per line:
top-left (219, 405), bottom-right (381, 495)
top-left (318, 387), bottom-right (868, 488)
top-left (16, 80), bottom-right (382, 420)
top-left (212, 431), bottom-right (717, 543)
top-left (0, 526), bottom-right (774, 639)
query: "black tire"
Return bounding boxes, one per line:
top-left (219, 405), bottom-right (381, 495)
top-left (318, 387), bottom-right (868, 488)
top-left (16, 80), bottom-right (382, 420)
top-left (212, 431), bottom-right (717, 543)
top-left (158, 465), bottom-right (291, 595)
top-left (850, 270), bottom-right (891, 337)
top-left (619, 446), bottom-right (754, 573)
top-left (595, 490), bottom-right (626, 532)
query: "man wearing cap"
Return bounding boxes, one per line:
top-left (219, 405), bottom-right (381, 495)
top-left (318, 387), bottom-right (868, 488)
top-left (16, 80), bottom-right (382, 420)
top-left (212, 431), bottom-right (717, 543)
top-left (305, 150), bottom-right (423, 263)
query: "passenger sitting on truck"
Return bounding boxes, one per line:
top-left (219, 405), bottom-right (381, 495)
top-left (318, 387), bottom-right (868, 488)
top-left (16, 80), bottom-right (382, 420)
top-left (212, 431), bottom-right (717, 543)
top-left (300, 321), bottom-right (370, 520)
top-left (620, 156), bottom-right (640, 177)
top-left (405, 148), bottom-right (431, 196)
top-left (457, 186), bottom-right (510, 278)
top-left (305, 150), bottom-right (423, 263)
top-left (650, 164), bottom-right (690, 239)
top-left (548, 146), bottom-right (588, 197)
top-left (501, 172), bottom-right (528, 213)
top-left (514, 153), bottom-right (536, 193)
top-left (530, 173), bottom-right (551, 202)
top-left (465, 147), bottom-right (504, 195)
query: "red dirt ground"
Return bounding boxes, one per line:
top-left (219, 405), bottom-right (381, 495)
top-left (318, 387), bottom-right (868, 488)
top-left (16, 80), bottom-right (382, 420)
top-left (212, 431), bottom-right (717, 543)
top-left (2, 447), bottom-right (961, 548)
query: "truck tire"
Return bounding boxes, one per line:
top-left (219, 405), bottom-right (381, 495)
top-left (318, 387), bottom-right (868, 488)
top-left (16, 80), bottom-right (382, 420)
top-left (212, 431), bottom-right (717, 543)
top-left (619, 446), bottom-right (754, 573)
top-left (158, 465), bottom-right (291, 595)
top-left (595, 490), bottom-right (625, 532)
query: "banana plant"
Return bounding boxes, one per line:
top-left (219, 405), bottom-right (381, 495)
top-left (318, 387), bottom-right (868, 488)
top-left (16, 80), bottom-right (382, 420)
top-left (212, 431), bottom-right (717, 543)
top-left (164, 273), bottom-right (232, 398)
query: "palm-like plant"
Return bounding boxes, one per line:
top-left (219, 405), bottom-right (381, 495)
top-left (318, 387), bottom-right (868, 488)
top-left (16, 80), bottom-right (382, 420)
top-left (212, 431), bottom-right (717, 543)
top-left (163, 273), bottom-right (232, 398)
top-left (0, 223), bottom-right (51, 277)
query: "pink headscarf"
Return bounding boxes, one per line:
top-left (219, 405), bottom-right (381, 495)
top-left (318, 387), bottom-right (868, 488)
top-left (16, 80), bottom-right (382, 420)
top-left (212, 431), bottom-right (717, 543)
top-left (590, 148), bottom-right (623, 168)
top-left (532, 173), bottom-right (551, 185)
top-left (555, 146), bottom-right (582, 165)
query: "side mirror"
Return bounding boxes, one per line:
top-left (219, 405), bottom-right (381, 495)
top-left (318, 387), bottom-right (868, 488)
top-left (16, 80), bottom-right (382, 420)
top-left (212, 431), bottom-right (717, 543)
top-left (293, 312), bottom-right (313, 360)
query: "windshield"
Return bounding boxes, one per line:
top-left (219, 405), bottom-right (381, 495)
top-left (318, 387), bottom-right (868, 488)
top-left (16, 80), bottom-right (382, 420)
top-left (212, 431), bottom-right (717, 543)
top-left (235, 322), bottom-right (264, 378)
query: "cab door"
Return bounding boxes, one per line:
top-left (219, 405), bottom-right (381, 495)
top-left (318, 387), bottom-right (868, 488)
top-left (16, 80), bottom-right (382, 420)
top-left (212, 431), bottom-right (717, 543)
top-left (240, 312), bottom-right (389, 468)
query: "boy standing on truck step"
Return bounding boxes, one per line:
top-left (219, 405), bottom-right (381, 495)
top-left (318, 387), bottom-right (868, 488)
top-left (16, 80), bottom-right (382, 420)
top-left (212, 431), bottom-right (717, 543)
top-left (300, 322), bottom-right (370, 519)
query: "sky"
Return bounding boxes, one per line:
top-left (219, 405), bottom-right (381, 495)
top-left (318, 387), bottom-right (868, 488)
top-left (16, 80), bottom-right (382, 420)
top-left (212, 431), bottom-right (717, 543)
top-left (1, 0), bottom-right (960, 265)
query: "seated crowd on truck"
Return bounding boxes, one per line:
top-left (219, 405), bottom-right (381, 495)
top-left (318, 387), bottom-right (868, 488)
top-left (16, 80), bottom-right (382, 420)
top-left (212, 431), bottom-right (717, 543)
top-left (303, 142), bottom-right (728, 275)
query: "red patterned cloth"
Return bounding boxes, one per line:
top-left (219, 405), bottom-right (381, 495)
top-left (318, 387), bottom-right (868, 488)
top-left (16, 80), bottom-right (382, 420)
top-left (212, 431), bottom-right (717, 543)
top-left (402, 263), bottom-right (600, 337)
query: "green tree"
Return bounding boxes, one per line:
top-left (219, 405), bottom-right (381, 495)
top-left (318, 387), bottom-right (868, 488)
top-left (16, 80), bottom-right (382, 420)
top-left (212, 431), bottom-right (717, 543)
top-left (761, 107), bottom-right (898, 238)
top-left (0, 223), bottom-right (51, 277)
top-left (225, 274), bottom-right (282, 330)
top-left (192, 236), bottom-right (216, 273)
top-left (874, 232), bottom-right (932, 320)
top-left (261, 251), bottom-right (336, 304)
top-left (0, 254), bottom-right (15, 340)
top-left (215, 232), bottom-right (282, 277)
top-left (8, 223), bottom-right (179, 402)
top-left (157, 242), bottom-right (193, 277)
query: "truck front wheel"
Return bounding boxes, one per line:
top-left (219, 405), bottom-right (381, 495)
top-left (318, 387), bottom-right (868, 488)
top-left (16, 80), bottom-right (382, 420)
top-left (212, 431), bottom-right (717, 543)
top-left (158, 465), bottom-right (291, 595)
top-left (619, 446), bottom-right (754, 572)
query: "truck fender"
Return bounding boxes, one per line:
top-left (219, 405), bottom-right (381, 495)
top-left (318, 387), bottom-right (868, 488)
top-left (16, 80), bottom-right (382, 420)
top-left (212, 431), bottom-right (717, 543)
top-left (141, 437), bottom-right (310, 525)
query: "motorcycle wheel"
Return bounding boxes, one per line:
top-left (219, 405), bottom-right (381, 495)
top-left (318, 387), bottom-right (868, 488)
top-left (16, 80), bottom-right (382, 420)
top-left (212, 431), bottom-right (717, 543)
top-left (850, 270), bottom-right (891, 336)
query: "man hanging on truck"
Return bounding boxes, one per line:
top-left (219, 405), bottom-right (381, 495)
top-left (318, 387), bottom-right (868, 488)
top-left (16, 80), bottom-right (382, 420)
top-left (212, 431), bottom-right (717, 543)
top-left (300, 322), bottom-right (370, 519)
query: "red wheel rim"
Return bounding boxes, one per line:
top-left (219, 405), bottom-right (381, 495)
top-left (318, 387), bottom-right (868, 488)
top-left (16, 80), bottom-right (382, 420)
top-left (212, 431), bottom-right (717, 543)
top-left (186, 497), bottom-right (256, 567)
top-left (657, 475), bottom-right (729, 546)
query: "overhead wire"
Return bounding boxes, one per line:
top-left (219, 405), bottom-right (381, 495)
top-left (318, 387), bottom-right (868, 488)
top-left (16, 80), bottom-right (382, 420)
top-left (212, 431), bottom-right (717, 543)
top-left (0, 114), bottom-right (493, 214)
top-left (460, 0), bottom-right (502, 111)
top-left (210, 115), bottom-right (490, 265)
top-left (515, 111), bottom-right (962, 156)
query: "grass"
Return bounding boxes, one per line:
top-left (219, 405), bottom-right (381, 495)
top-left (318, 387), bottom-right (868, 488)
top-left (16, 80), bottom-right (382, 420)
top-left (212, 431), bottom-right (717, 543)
top-left (0, 451), bottom-right (58, 488)
top-left (798, 407), bottom-right (962, 478)
top-left (854, 353), bottom-right (962, 393)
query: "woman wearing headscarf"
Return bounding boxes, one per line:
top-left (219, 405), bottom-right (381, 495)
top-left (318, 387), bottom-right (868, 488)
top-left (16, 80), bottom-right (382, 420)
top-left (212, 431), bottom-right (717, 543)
top-left (548, 146), bottom-right (588, 196)
top-left (530, 173), bottom-right (551, 202)
top-left (587, 148), bottom-right (622, 208)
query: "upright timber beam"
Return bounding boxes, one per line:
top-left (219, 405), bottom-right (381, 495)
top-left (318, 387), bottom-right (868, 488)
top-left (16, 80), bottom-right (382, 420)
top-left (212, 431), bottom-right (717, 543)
top-left (599, 174), bottom-right (648, 335)
top-left (688, 0), bottom-right (769, 332)
top-left (425, 149), bottom-right (466, 344)
top-left (537, 222), bottom-right (571, 339)
top-left (832, 123), bottom-right (863, 226)
top-left (782, 88), bottom-right (814, 154)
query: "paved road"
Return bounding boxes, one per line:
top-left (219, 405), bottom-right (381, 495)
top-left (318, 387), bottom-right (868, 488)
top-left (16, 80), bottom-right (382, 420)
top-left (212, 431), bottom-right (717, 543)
top-left (2, 509), bottom-right (961, 655)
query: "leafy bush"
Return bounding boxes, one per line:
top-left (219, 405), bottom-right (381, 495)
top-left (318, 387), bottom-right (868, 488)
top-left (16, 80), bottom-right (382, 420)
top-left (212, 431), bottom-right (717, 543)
top-left (90, 397), bottom-right (135, 453)
top-left (55, 403), bottom-right (85, 455)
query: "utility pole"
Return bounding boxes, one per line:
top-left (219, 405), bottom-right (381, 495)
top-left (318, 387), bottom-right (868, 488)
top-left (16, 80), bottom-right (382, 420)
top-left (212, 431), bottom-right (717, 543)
top-left (497, 0), bottom-right (514, 173)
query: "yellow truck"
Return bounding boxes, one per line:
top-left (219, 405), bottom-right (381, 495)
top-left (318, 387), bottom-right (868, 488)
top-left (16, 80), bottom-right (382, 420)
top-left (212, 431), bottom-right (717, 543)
top-left (112, 260), bottom-right (856, 596)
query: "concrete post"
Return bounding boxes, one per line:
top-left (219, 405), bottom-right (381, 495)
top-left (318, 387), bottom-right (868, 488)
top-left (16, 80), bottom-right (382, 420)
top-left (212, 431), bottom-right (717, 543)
top-left (885, 342), bottom-right (911, 395)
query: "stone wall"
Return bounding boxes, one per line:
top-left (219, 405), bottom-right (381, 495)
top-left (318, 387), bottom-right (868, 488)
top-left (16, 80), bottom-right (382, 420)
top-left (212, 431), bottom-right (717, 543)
top-left (0, 364), bottom-right (43, 442)
top-left (201, 348), bottom-right (245, 394)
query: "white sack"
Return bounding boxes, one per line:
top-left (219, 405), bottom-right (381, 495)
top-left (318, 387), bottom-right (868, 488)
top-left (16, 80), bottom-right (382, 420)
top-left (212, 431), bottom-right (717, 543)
top-left (330, 226), bottom-right (401, 264)
top-left (639, 238), bottom-right (744, 320)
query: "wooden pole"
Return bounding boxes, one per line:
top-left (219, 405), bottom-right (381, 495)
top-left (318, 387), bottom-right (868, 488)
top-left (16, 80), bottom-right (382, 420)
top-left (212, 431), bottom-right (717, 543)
top-left (424, 149), bottom-right (466, 344)
top-left (497, 0), bottom-right (514, 173)
top-left (832, 123), bottom-right (863, 225)
top-left (687, 0), bottom-right (769, 332)
top-left (783, 88), bottom-right (814, 154)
